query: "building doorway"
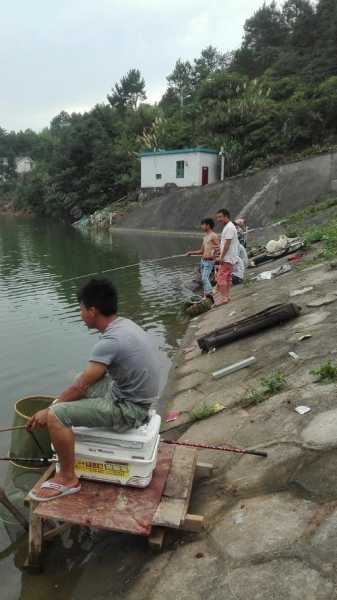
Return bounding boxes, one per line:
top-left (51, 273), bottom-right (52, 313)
top-left (202, 166), bottom-right (209, 185)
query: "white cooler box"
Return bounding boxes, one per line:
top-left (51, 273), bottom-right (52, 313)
top-left (71, 413), bottom-right (161, 488)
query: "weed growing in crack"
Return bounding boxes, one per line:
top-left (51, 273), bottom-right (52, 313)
top-left (242, 371), bottom-right (287, 408)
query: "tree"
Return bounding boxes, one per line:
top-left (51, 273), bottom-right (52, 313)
top-left (167, 59), bottom-right (194, 108)
top-left (239, 1), bottom-right (288, 76)
top-left (283, 0), bottom-right (316, 52)
top-left (193, 46), bottom-right (231, 84)
top-left (308, 0), bottom-right (337, 80)
top-left (107, 69), bottom-right (146, 111)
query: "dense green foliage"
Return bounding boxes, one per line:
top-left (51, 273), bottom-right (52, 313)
top-left (2, 0), bottom-right (337, 219)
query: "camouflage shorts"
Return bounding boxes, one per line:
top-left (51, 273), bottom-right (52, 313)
top-left (51, 375), bottom-right (150, 432)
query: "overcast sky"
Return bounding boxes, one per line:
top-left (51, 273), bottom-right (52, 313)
top-left (1, 0), bottom-right (264, 132)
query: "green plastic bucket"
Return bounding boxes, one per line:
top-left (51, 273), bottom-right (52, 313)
top-left (9, 396), bottom-right (54, 467)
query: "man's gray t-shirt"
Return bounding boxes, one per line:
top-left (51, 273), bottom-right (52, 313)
top-left (89, 317), bottom-right (160, 406)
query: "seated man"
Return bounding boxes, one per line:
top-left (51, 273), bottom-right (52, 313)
top-left (232, 256), bottom-right (244, 285)
top-left (28, 278), bottom-right (160, 502)
top-left (232, 243), bottom-right (249, 285)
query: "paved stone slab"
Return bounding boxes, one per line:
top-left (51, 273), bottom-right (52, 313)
top-left (221, 560), bottom-right (334, 600)
top-left (127, 540), bottom-right (223, 600)
top-left (225, 444), bottom-right (305, 496)
top-left (173, 372), bottom-right (205, 394)
top-left (291, 311), bottom-right (330, 331)
top-left (294, 451), bottom-right (337, 500)
top-left (167, 389), bottom-right (205, 414)
top-left (180, 411), bottom-right (246, 446)
top-left (301, 409), bottom-right (337, 449)
top-left (211, 492), bottom-right (316, 560)
top-left (311, 505), bottom-right (337, 564)
top-left (307, 295), bottom-right (337, 307)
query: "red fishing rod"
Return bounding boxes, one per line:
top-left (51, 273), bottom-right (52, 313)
top-left (163, 439), bottom-right (268, 458)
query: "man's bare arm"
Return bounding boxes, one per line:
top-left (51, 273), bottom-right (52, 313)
top-left (57, 362), bottom-right (108, 403)
top-left (219, 239), bottom-right (231, 262)
top-left (186, 241), bottom-right (204, 256)
top-left (26, 362), bottom-right (108, 431)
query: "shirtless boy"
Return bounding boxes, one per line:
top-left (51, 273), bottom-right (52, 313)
top-left (186, 218), bottom-right (218, 300)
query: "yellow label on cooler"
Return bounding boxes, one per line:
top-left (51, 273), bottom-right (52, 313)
top-left (75, 459), bottom-right (130, 479)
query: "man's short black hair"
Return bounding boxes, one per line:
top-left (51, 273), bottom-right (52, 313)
top-left (201, 218), bottom-right (215, 229)
top-left (216, 208), bottom-right (230, 218)
top-left (78, 278), bottom-right (118, 316)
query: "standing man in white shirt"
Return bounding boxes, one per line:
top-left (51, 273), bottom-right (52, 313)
top-left (215, 209), bottom-right (239, 305)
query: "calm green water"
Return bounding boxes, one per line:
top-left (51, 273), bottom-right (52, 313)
top-left (0, 215), bottom-right (199, 600)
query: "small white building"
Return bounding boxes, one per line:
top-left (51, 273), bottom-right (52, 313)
top-left (140, 147), bottom-right (218, 189)
top-left (15, 156), bottom-right (34, 175)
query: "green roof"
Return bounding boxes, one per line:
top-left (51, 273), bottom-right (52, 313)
top-left (140, 147), bottom-right (218, 158)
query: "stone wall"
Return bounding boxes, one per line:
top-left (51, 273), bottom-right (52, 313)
top-left (119, 151), bottom-right (337, 231)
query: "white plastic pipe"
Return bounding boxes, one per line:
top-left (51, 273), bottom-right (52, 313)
top-left (212, 356), bottom-right (256, 380)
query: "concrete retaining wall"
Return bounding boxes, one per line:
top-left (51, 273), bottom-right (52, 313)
top-left (119, 151), bottom-right (337, 231)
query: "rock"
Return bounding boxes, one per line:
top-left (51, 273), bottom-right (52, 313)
top-left (301, 408), bottom-right (337, 449)
top-left (211, 492), bottom-right (316, 560)
top-left (221, 560), bottom-right (334, 600)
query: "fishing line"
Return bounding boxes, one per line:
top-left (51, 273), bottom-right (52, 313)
top-left (7, 253), bottom-right (188, 289)
top-left (61, 253), bottom-right (187, 284)
top-left (29, 431), bottom-right (47, 457)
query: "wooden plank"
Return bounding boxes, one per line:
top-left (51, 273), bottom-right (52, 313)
top-left (181, 514), bottom-right (204, 532)
top-left (148, 527), bottom-right (166, 551)
top-left (162, 447), bottom-right (197, 499)
top-left (152, 497), bottom-right (186, 528)
top-left (195, 462), bottom-right (213, 479)
top-left (43, 522), bottom-right (70, 542)
top-left (26, 502), bottom-right (43, 571)
top-left (32, 444), bottom-right (174, 537)
top-left (153, 447), bottom-right (197, 529)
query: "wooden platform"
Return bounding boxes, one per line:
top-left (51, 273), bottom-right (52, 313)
top-left (26, 443), bottom-right (212, 569)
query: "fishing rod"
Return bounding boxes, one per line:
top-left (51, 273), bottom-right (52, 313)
top-left (0, 425), bottom-right (26, 434)
top-left (1, 456), bottom-right (55, 464)
top-left (163, 439), bottom-right (268, 458)
top-left (61, 253), bottom-right (187, 284)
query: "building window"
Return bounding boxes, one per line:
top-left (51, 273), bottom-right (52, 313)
top-left (176, 160), bottom-right (185, 178)
top-left (156, 173), bottom-right (162, 180)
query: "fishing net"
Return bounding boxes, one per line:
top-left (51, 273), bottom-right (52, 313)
top-left (10, 396), bottom-right (53, 466)
top-left (0, 398), bottom-right (54, 539)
